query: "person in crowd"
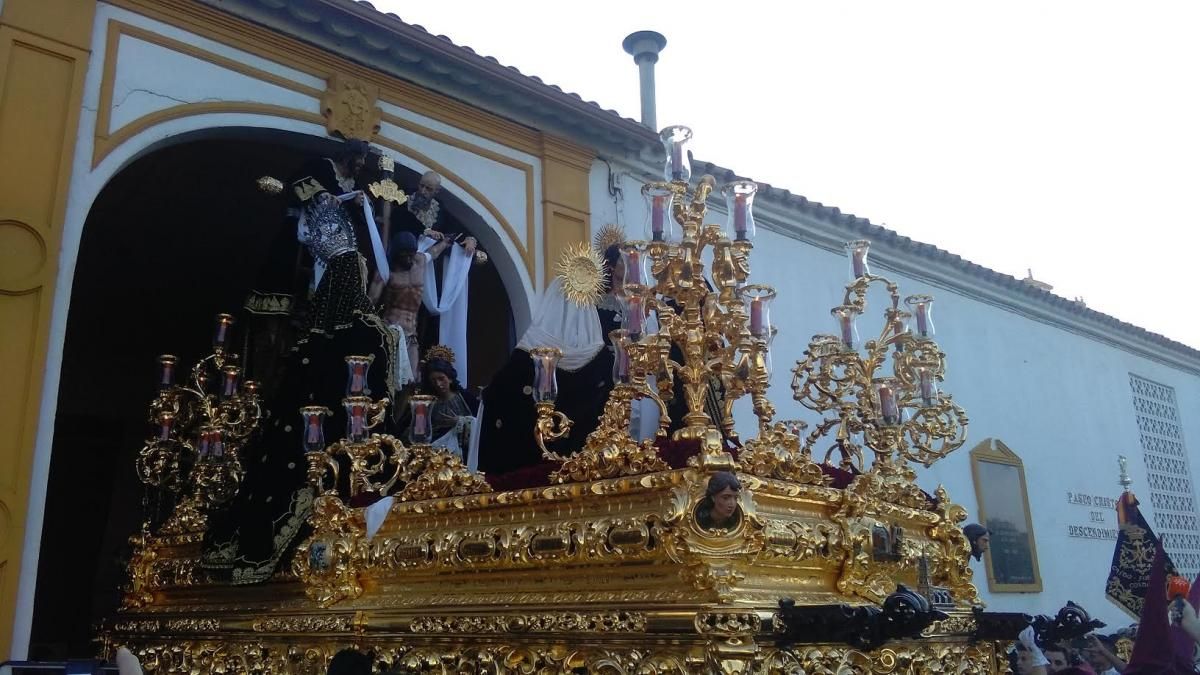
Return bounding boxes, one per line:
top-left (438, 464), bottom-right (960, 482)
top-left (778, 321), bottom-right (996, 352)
top-left (695, 472), bottom-right (742, 531)
top-left (1081, 634), bottom-right (1124, 675)
top-left (327, 648), bottom-right (372, 675)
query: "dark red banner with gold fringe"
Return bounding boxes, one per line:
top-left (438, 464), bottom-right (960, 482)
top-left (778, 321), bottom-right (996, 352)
top-left (1107, 491), bottom-right (1176, 618)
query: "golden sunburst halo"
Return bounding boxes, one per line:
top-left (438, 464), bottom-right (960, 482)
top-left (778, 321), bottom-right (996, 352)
top-left (556, 242), bottom-right (606, 307)
top-left (592, 223), bottom-right (626, 255)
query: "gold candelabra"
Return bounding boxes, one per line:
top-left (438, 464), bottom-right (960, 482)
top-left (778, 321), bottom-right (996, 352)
top-left (533, 126), bottom-right (776, 480)
top-left (791, 240), bottom-right (968, 478)
top-left (137, 313), bottom-right (261, 534)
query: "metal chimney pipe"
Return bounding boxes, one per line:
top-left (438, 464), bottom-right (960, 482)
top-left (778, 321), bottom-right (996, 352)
top-left (622, 31), bottom-right (667, 130)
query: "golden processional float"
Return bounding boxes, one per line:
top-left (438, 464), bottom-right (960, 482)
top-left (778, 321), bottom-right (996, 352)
top-left (105, 126), bottom-right (1027, 674)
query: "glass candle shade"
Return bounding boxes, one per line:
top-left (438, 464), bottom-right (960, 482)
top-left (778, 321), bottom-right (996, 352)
top-left (642, 184), bottom-right (678, 243)
top-left (917, 367), bottom-right (939, 406)
top-left (832, 305), bottom-right (861, 350)
top-left (345, 397), bottom-right (371, 444)
top-left (660, 125), bottom-right (693, 183)
top-left (212, 313), bottom-right (235, 350)
top-left (528, 347), bottom-right (562, 403)
top-left (904, 294), bottom-right (936, 338)
top-left (722, 181), bottom-right (758, 242)
top-left (846, 240), bottom-right (871, 280)
top-left (196, 427), bottom-right (213, 459)
top-left (157, 354), bottom-right (177, 391)
top-left (619, 241), bottom-right (650, 290)
top-left (209, 429), bottom-right (226, 458)
top-left (409, 395), bottom-right (435, 444)
top-left (220, 365), bottom-right (241, 399)
top-left (300, 406), bottom-right (330, 453)
top-left (345, 355), bottom-right (373, 396)
top-left (156, 412), bottom-right (175, 442)
top-left (611, 329), bottom-right (633, 385)
top-left (741, 285), bottom-right (777, 340)
top-left (623, 288), bottom-right (648, 340)
top-left (890, 311), bottom-right (912, 351)
top-left (873, 379), bottom-right (902, 427)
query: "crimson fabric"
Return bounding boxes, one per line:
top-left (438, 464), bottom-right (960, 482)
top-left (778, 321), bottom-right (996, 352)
top-left (1124, 544), bottom-right (1196, 674)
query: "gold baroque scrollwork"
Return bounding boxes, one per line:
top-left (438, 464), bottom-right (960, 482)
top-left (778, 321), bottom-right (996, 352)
top-left (251, 615), bottom-right (354, 633)
top-left (321, 74), bottom-right (382, 141)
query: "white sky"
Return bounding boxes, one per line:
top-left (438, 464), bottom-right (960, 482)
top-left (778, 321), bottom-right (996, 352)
top-left (375, 0), bottom-right (1200, 349)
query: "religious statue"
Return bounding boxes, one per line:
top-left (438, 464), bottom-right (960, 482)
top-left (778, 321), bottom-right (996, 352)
top-left (475, 228), bottom-right (625, 475)
top-left (391, 170), bottom-right (444, 237)
top-left (369, 230), bottom-right (473, 384)
top-left (695, 471), bottom-right (742, 531)
top-left (418, 345), bottom-right (479, 461)
top-left (201, 138), bottom-right (399, 585)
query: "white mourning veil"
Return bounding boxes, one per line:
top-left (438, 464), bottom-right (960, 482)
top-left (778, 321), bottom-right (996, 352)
top-left (515, 277), bottom-right (605, 372)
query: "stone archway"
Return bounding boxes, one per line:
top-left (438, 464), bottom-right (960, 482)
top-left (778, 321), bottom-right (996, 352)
top-left (24, 126), bottom-right (522, 659)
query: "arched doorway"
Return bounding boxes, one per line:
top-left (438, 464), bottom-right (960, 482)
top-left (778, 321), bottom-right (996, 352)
top-left (26, 129), bottom-right (517, 659)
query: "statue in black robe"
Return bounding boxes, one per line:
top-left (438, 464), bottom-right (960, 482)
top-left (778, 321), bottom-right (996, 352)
top-left (203, 140), bottom-right (400, 584)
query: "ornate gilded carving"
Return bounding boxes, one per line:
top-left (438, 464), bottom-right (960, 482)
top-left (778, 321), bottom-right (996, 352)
top-left (293, 495), bottom-right (367, 606)
top-left (410, 611), bottom-right (646, 634)
top-left (251, 615), bottom-right (354, 633)
top-left (694, 612), bottom-right (762, 636)
top-left (321, 74), bottom-right (381, 141)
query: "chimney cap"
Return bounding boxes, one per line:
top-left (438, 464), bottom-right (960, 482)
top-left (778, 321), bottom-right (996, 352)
top-left (622, 30), bottom-right (667, 63)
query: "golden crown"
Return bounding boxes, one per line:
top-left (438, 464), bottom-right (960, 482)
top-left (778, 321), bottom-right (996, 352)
top-left (592, 223), bottom-right (626, 254)
top-left (425, 344), bottom-right (456, 365)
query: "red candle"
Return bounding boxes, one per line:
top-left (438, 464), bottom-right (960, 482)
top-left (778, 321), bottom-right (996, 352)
top-left (626, 249), bottom-right (641, 285)
top-left (878, 385), bottom-right (898, 424)
top-left (919, 369), bottom-right (936, 406)
top-left (197, 431), bottom-right (210, 458)
top-left (350, 363), bottom-right (366, 395)
top-left (839, 313), bottom-right (855, 348)
top-left (915, 302), bottom-right (929, 336)
top-left (626, 296), bottom-right (644, 335)
top-left (749, 297), bottom-right (763, 336)
top-left (852, 247), bottom-right (867, 278)
top-left (221, 368), bottom-right (239, 398)
top-left (211, 430), bottom-right (225, 457)
top-left (734, 194), bottom-right (748, 240)
top-left (413, 405), bottom-right (427, 436)
top-left (157, 414), bottom-right (174, 442)
top-left (351, 404), bottom-right (366, 439)
top-left (616, 347), bottom-right (631, 383)
top-left (306, 417), bottom-right (323, 447)
top-left (651, 196), bottom-right (665, 240)
top-left (671, 142), bottom-right (684, 180)
top-left (158, 355), bottom-right (176, 390)
top-left (213, 314), bottom-right (234, 348)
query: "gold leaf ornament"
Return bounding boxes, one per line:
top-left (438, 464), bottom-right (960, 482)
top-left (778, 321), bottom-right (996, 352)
top-left (555, 242), bottom-right (606, 307)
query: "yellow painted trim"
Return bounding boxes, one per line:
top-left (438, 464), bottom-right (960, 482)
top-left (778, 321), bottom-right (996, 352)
top-left (0, 0), bottom-right (94, 657)
top-left (968, 438), bottom-right (1044, 594)
top-left (93, 20), bottom-right (538, 280)
top-left (102, 0), bottom-right (543, 156)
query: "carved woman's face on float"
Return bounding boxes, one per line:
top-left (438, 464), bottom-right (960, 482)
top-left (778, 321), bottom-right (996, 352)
top-left (712, 486), bottom-right (739, 523)
top-left (430, 371), bottom-right (451, 396)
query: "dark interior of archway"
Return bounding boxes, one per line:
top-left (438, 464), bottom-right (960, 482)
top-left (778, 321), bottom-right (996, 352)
top-left (29, 135), bottom-right (515, 659)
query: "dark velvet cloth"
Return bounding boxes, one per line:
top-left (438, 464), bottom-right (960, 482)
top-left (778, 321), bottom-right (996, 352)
top-left (476, 308), bottom-right (619, 475)
top-left (202, 312), bottom-right (396, 584)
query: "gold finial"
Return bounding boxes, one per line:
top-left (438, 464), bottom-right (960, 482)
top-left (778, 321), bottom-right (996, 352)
top-left (1118, 455), bottom-right (1131, 489)
top-left (555, 242), bottom-right (606, 307)
top-left (367, 178), bottom-right (407, 205)
top-left (592, 223), bottom-right (626, 254)
top-left (425, 344), bottom-right (455, 365)
top-left (256, 176), bottom-right (283, 194)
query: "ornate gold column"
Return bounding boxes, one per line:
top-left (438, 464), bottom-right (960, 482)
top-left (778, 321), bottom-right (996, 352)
top-left (539, 134), bottom-right (595, 286)
top-left (0, 0), bottom-right (95, 657)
